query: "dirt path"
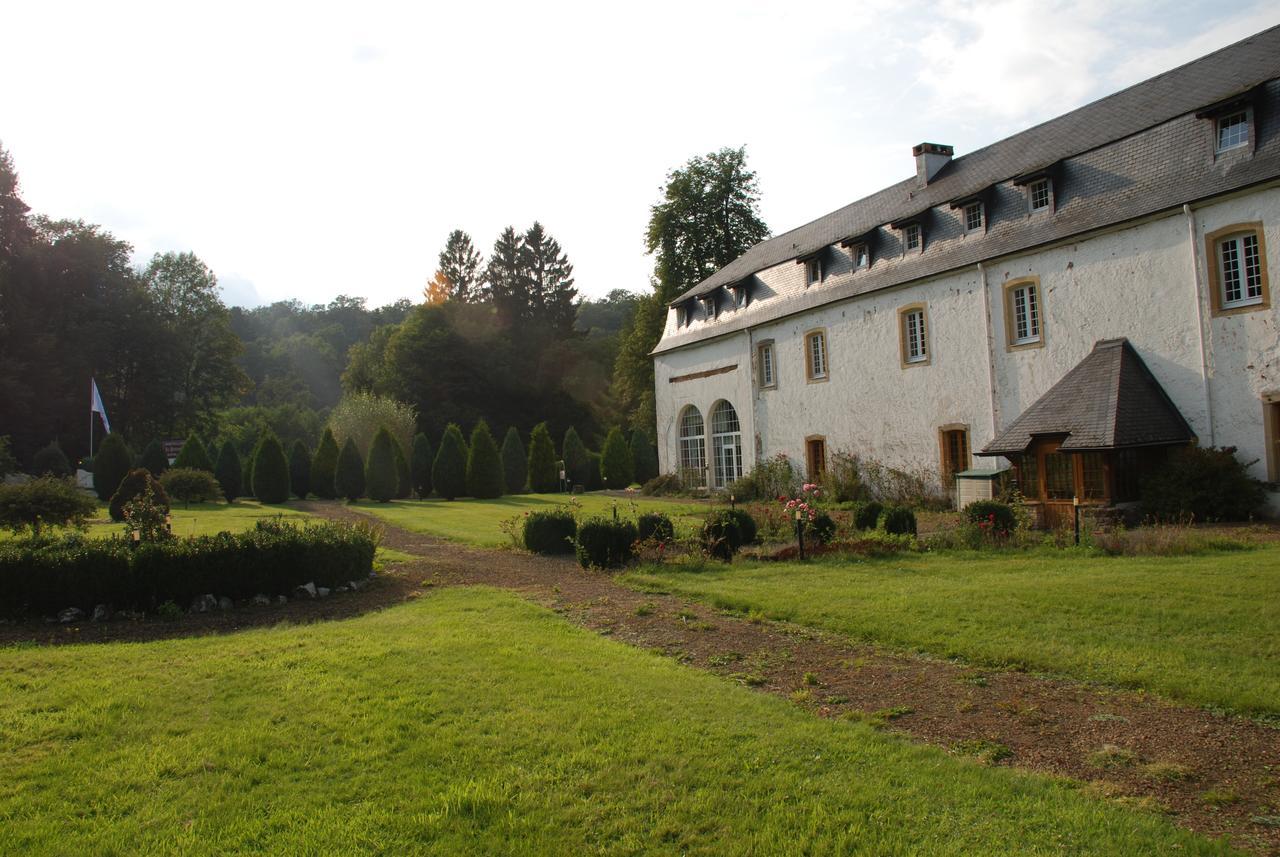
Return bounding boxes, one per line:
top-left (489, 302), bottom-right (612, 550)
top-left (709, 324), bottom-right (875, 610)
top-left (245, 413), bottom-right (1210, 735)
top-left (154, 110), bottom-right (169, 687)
top-left (296, 501), bottom-right (1280, 855)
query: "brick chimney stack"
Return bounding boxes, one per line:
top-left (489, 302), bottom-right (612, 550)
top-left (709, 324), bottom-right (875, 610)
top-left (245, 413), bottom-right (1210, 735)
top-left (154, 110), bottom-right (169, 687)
top-left (913, 142), bottom-right (954, 186)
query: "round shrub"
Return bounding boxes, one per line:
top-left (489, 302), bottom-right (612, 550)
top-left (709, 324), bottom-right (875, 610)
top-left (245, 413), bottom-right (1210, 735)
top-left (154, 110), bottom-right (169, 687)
top-left (701, 511), bottom-right (746, 562)
top-left (501, 428), bottom-right (527, 495)
top-left (32, 441), bottom-right (72, 478)
top-left (93, 433), bottom-right (133, 501)
top-left (173, 433), bottom-right (213, 473)
top-left (0, 476), bottom-right (99, 536)
top-left (139, 439), bottom-right (170, 477)
top-left (808, 511), bottom-right (837, 544)
top-left (526, 423), bottom-right (558, 493)
top-left (851, 500), bottom-right (884, 531)
top-left (252, 433), bottom-right (292, 504)
top-left (600, 426), bottom-right (634, 488)
top-left (1139, 445), bottom-right (1267, 522)
top-left (575, 517), bottom-right (638, 569)
top-left (365, 426), bottom-right (400, 503)
top-left (724, 508), bottom-right (758, 545)
top-left (215, 440), bottom-right (240, 501)
top-left (311, 428), bottom-right (341, 500)
top-left (432, 425), bottom-right (468, 500)
top-left (879, 505), bottom-right (917, 536)
top-left (336, 437), bottom-right (366, 502)
top-left (159, 467), bottom-right (224, 506)
top-left (636, 511), bottom-right (674, 543)
top-left (289, 440), bottom-right (312, 499)
top-left (109, 468), bottom-right (170, 522)
top-left (522, 509), bottom-right (577, 555)
top-left (466, 420), bottom-right (505, 500)
top-left (411, 432), bottom-right (434, 497)
top-left (963, 499), bottom-right (1016, 532)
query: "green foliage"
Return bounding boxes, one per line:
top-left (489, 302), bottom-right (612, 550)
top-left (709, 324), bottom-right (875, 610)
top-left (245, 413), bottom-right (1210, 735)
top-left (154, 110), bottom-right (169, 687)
top-left (629, 428), bottom-right (659, 485)
top-left (600, 427), bottom-right (634, 488)
top-left (1140, 445), bottom-right (1267, 522)
top-left (159, 468), bottom-right (224, 507)
top-left (724, 508), bottom-right (758, 545)
top-left (432, 425), bottom-right (468, 501)
top-left (241, 455), bottom-right (255, 499)
top-left (31, 442), bottom-right (72, 478)
top-left (410, 433), bottom-right (434, 498)
top-left (109, 469), bottom-right (170, 523)
top-left (365, 427), bottom-right (400, 503)
top-left (465, 421), bottom-right (505, 500)
top-left (850, 500), bottom-right (884, 531)
top-left (733, 453), bottom-right (799, 501)
top-left (636, 511), bottom-right (674, 543)
top-left (93, 433), bottom-right (133, 501)
top-left (289, 441), bottom-right (312, 499)
top-left (702, 510), bottom-right (747, 561)
top-left (139, 439), bottom-right (170, 477)
top-left (436, 229), bottom-right (485, 303)
top-left (0, 436), bottom-right (16, 480)
top-left (391, 436), bottom-right (412, 499)
top-left (964, 500), bottom-right (1016, 533)
top-left (526, 422), bottom-right (558, 493)
top-left (123, 484), bottom-right (175, 543)
top-left (586, 451), bottom-right (604, 491)
top-left (641, 473), bottom-right (685, 496)
top-left (252, 433), bottom-right (292, 505)
top-left (0, 520), bottom-right (376, 614)
top-left (311, 428), bottom-right (340, 500)
top-left (808, 511), bottom-right (837, 544)
top-left (880, 505), bottom-right (918, 536)
top-left (173, 432), bottom-right (213, 473)
top-left (214, 440), bottom-right (242, 502)
top-left (327, 392), bottom-right (417, 462)
top-left (0, 477), bottom-right (98, 536)
top-left (336, 438), bottom-right (366, 502)
top-left (820, 450), bottom-right (869, 502)
top-left (574, 517), bottom-right (638, 569)
top-left (522, 510), bottom-right (577, 555)
top-left (561, 427), bottom-right (589, 488)
top-left (500, 428), bottom-right (527, 495)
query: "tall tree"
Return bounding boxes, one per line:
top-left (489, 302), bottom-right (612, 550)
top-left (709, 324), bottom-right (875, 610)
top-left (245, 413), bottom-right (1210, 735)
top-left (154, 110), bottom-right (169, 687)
top-left (423, 270), bottom-right (451, 305)
top-left (485, 226), bottom-right (529, 326)
top-left (436, 230), bottom-right (485, 303)
top-left (520, 222), bottom-right (578, 335)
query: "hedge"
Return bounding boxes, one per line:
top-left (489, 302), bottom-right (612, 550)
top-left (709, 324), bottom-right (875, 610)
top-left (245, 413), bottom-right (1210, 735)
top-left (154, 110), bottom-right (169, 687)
top-left (160, 467), bottom-right (224, 506)
top-left (880, 505), bottom-right (918, 536)
top-left (808, 511), bottom-right (837, 544)
top-left (851, 500), bottom-right (884, 531)
top-left (963, 499), bottom-right (1016, 532)
top-left (575, 517), bottom-right (637, 569)
top-left (522, 509), bottom-right (577, 555)
top-left (0, 519), bottom-right (377, 614)
top-left (701, 511), bottom-right (746, 562)
top-left (636, 511), bottom-right (674, 543)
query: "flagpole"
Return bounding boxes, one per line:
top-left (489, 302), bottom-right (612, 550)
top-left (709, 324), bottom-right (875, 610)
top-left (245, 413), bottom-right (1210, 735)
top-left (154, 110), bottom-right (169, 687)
top-left (89, 378), bottom-right (94, 459)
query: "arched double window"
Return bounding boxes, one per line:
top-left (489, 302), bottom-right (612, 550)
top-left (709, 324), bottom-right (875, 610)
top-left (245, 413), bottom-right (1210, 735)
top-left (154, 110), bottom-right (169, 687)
top-left (710, 400), bottom-right (743, 488)
top-left (679, 406), bottom-right (707, 488)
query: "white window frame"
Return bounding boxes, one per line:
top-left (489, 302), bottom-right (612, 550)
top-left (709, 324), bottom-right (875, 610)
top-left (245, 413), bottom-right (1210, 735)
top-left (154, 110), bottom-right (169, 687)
top-left (851, 243), bottom-right (869, 270)
top-left (758, 341), bottom-right (776, 389)
top-left (1218, 231), bottom-right (1264, 309)
top-left (1009, 281), bottom-right (1041, 345)
top-left (1028, 178), bottom-right (1052, 212)
top-left (678, 406), bottom-right (707, 488)
top-left (805, 257), bottom-right (823, 286)
top-left (805, 330), bottom-right (828, 381)
top-left (731, 284), bottom-right (747, 308)
top-left (710, 401), bottom-right (743, 489)
top-left (1216, 110), bottom-right (1250, 153)
top-left (904, 224), bottom-right (922, 252)
top-left (901, 307), bottom-right (929, 365)
top-left (964, 202), bottom-right (984, 233)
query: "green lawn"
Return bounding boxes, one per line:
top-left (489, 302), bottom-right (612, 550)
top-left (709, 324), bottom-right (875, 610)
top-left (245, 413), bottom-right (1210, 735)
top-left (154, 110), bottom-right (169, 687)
top-left (0, 588), bottom-right (1229, 855)
top-left (624, 547), bottom-right (1280, 716)
top-left (0, 500), bottom-right (312, 543)
top-left (355, 493), bottom-right (708, 547)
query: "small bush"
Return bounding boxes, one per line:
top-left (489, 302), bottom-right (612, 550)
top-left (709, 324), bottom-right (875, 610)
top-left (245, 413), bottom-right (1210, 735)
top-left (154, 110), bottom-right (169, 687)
top-left (93, 433), bottom-right (133, 501)
top-left (500, 428), bottom-right (527, 495)
top-left (123, 484), bottom-right (174, 543)
top-left (724, 508), bottom-right (758, 545)
top-left (336, 438), bottom-right (366, 501)
top-left (879, 505), bottom-right (917, 536)
top-left (214, 440), bottom-right (242, 502)
top-left (701, 511), bottom-right (747, 561)
top-left (32, 442), bottom-right (72, 478)
top-left (641, 473), bottom-right (684, 496)
top-left (964, 500), bottom-right (1016, 533)
top-left (636, 511), bottom-right (674, 543)
top-left (432, 425), bottom-right (468, 500)
top-left (527, 423), bottom-right (558, 493)
top-left (575, 517), bottom-right (638, 569)
top-left (600, 426), bottom-right (634, 488)
top-left (365, 426), bottom-right (400, 503)
top-left (173, 433), bottom-right (213, 473)
top-left (411, 432), bottom-right (434, 497)
top-left (159, 467), bottom-right (224, 506)
top-left (821, 450), bottom-right (867, 502)
top-left (252, 433), bottom-right (292, 505)
top-left (0, 477), bottom-right (98, 537)
top-left (808, 511), bottom-right (837, 544)
top-left (109, 469), bottom-right (170, 523)
top-left (139, 439), bottom-right (170, 477)
top-left (466, 420), bottom-right (505, 500)
top-left (1140, 445), bottom-right (1267, 522)
top-left (732, 453), bottom-right (800, 502)
top-left (522, 509), bottom-right (577, 555)
top-left (311, 429), bottom-right (341, 500)
top-left (289, 441), bottom-right (312, 499)
top-left (850, 500), bottom-right (884, 531)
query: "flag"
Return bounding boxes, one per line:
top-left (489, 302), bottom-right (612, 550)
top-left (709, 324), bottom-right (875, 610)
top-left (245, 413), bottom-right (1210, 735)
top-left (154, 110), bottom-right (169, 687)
top-left (91, 378), bottom-right (111, 434)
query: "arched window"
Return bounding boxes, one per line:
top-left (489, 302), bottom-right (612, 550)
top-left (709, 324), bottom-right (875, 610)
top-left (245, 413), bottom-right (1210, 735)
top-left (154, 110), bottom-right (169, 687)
top-left (679, 406), bottom-right (707, 488)
top-left (710, 401), bottom-right (743, 488)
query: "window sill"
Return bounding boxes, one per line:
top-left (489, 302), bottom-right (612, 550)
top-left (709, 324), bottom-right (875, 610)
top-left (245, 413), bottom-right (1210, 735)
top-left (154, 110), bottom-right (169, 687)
top-left (1213, 298), bottom-right (1269, 317)
top-left (901, 357), bottom-right (931, 369)
top-left (805, 375), bottom-right (829, 385)
top-left (1007, 336), bottom-right (1045, 352)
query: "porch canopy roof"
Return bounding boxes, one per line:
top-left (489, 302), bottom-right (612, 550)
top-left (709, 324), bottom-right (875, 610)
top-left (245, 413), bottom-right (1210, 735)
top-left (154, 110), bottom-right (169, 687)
top-left (979, 338), bottom-right (1196, 457)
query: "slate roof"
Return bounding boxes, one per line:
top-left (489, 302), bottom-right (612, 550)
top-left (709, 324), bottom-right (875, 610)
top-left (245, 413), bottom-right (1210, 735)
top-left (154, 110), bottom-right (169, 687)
top-left (978, 339), bottom-right (1196, 455)
top-left (656, 25), bottom-right (1280, 355)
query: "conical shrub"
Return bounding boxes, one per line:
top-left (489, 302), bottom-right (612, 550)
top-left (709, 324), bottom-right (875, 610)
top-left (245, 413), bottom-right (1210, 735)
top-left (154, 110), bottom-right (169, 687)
top-left (526, 422), bottom-right (558, 493)
top-left (311, 428), bottom-right (340, 500)
top-left (93, 433), bottom-right (133, 500)
top-left (630, 428), bottom-right (658, 485)
top-left (500, 427), bottom-right (527, 494)
top-left (336, 438), bottom-right (365, 502)
top-left (411, 432), bottom-right (434, 498)
top-left (214, 440), bottom-right (242, 501)
top-left (562, 427), bottom-right (589, 489)
top-left (392, 436), bottom-right (412, 499)
top-left (289, 440), bottom-right (312, 499)
top-left (173, 432), bottom-right (213, 472)
top-left (32, 441), bottom-right (72, 478)
top-left (466, 420), bottom-right (504, 499)
top-left (432, 425), bottom-right (468, 501)
top-left (139, 439), bottom-right (170, 477)
top-left (252, 433), bottom-right (291, 504)
top-left (365, 426), bottom-right (399, 503)
top-left (600, 427), bottom-right (634, 488)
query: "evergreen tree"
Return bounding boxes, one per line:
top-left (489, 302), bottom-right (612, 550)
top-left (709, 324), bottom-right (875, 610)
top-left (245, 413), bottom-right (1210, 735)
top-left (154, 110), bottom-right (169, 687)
top-left (289, 440), bottom-right (311, 499)
top-left (335, 437), bottom-right (366, 502)
top-left (526, 422), bottom-right (558, 493)
top-left (437, 230), bottom-right (485, 303)
top-left (139, 439), bottom-right (170, 477)
top-left (466, 420), bottom-right (504, 499)
top-left (520, 222), bottom-right (578, 334)
top-left (392, 435), bottom-right (412, 499)
top-left (411, 432), bottom-right (434, 497)
top-left (630, 428), bottom-right (659, 484)
top-left (561, 426), bottom-right (589, 489)
top-left (32, 441), bottom-right (72, 477)
top-left (241, 455), bottom-right (255, 499)
top-left (252, 432), bottom-right (291, 504)
top-left (485, 226), bottom-right (529, 326)
top-left (92, 433), bottom-right (133, 500)
top-left (600, 426), bottom-right (634, 488)
top-left (173, 432), bottom-right (213, 472)
top-left (214, 439), bottom-right (242, 502)
top-left (500, 427), bottom-right (527, 494)
top-left (311, 428), bottom-right (340, 499)
top-left (365, 426), bottom-right (399, 503)
top-left (432, 424), bottom-right (468, 500)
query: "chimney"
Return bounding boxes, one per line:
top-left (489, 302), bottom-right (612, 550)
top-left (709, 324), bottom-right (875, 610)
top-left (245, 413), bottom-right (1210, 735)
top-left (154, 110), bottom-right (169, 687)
top-left (913, 142), bottom-right (953, 186)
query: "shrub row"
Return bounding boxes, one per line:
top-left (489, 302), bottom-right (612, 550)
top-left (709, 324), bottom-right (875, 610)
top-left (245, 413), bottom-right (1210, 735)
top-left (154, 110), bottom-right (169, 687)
top-left (523, 510), bottom-right (577, 555)
top-left (0, 520), bottom-right (377, 615)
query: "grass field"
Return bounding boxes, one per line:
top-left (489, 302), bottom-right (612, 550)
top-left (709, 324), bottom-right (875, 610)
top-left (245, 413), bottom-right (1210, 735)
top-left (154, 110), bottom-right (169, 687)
top-left (0, 587), bottom-right (1230, 855)
top-left (355, 493), bottom-right (709, 547)
top-left (624, 547), bottom-right (1280, 716)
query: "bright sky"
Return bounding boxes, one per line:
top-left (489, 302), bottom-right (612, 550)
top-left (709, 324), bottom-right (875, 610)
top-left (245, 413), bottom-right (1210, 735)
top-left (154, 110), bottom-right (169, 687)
top-left (4, 1), bottom-right (1278, 308)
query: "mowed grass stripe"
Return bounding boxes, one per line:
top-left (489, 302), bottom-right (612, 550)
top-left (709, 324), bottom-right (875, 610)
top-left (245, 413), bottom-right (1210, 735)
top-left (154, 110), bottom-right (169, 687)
top-left (0, 588), bottom-right (1232, 855)
top-left (625, 547), bottom-right (1280, 716)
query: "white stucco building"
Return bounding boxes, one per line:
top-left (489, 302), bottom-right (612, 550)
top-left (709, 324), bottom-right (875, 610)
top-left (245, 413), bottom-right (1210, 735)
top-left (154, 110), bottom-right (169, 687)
top-left (652, 28), bottom-right (1280, 521)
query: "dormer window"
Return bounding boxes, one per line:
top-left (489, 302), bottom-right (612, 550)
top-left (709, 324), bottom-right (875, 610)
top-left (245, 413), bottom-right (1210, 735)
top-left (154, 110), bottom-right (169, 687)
top-left (851, 243), bottom-right (869, 270)
top-left (729, 282), bottom-right (748, 309)
top-left (964, 202), bottom-right (984, 233)
top-left (1216, 110), bottom-right (1249, 153)
top-left (701, 294), bottom-right (717, 318)
top-left (1029, 178), bottom-right (1052, 212)
top-left (904, 223), bottom-right (922, 252)
top-left (805, 257), bottom-right (823, 286)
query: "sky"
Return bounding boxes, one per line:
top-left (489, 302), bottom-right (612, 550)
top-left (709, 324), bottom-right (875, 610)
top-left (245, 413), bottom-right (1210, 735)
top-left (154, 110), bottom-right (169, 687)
top-left (3, 1), bottom-right (1279, 309)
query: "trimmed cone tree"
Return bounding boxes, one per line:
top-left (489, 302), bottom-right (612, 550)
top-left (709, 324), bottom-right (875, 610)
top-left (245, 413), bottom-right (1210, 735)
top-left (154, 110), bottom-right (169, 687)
top-left (289, 440), bottom-right (312, 499)
top-left (252, 433), bottom-right (291, 504)
top-left (365, 426), bottom-right (399, 503)
top-left (600, 427), bottom-right (634, 488)
top-left (411, 432), bottom-right (434, 498)
top-left (311, 428), bottom-right (340, 500)
top-left (336, 438), bottom-right (365, 502)
top-left (466, 420), bottom-right (504, 499)
top-left (139, 439), bottom-right (170, 477)
top-left (32, 442), bottom-right (72, 478)
top-left (561, 427), bottom-right (589, 489)
top-left (93, 433), bottom-right (133, 501)
top-left (527, 422), bottom-right (558, 493)
top-left (432, 425), bottom-right (468, 501)
top-left (630, 428), bottom-right (659, 485)
top-left (392, 436), bottom-right (412, 499)
top-left (500, 427), bottom-right (527, 495)
top-left (214, 440), bottom-right (242, 501)
top-left (174, 432), bottom-right (213, 472)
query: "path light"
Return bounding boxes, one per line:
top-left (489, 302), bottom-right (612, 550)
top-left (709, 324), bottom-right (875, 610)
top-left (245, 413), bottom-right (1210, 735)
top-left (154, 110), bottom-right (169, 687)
top-left (795, 509), bottom-right (805, 560)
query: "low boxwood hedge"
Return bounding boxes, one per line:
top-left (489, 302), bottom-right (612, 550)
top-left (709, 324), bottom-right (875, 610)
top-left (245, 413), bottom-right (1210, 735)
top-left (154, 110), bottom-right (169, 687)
top-left (523, 510), bottom-right (577, 555)
top-left (879, 505), bottom-right (918, 536)
top-left (850, 500), bottom-right (883, 531)
top-left (575, 517), bottom-right (638, 569)
top-left (636, 511), bottom-right (674, 543)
